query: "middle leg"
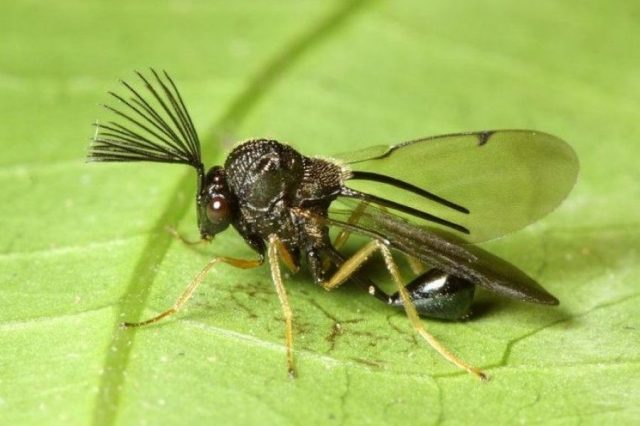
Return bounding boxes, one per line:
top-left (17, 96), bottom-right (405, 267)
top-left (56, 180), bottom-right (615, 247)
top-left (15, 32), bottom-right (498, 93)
top-left (267, 234), bottom-right (297, 378)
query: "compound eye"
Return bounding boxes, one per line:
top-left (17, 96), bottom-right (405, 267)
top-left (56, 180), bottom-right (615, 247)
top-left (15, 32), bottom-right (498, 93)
top-left (206, 195), bottom-right (230, 225)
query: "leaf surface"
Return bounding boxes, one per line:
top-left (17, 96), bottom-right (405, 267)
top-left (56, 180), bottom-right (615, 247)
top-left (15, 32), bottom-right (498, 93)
top-left (1, 1), bottom-right (639, 425)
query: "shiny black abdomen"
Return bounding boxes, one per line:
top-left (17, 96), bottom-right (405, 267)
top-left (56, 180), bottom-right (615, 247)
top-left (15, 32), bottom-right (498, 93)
top-left (389, 269), bottom-right (475, 320)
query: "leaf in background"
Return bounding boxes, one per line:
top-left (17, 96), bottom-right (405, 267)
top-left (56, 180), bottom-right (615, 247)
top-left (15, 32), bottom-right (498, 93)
top-left (0, 0), bottom-right (639, 425)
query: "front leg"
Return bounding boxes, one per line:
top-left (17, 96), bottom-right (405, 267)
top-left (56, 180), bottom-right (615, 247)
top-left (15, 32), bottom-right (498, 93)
top-left (165, 225), bottom-right (209, 245)
top-left (122, 255), bottom-right (263, 327)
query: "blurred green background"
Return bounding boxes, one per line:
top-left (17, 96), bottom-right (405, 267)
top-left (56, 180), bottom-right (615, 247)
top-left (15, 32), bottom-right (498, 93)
top-left (1, 0), bottom-right (638, 425)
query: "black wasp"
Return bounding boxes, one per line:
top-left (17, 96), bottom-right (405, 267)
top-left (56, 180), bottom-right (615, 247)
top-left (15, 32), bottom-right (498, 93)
top-left (88, 70), bottom-right (579, 380)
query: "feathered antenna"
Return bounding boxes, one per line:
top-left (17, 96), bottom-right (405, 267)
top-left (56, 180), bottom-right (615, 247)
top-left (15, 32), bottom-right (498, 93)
top-left (88, 69), bottom-right (204, 180)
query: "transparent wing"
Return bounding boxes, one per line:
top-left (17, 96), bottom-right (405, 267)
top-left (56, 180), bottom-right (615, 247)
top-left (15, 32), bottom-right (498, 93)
top-left (328, 201), bottom-right (558, 304)
top-left (334, 130), bottom-right (579, 242)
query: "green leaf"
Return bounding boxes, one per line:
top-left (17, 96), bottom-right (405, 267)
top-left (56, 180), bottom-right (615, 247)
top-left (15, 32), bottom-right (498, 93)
top-left (1, 0), bottom-right (639, 425)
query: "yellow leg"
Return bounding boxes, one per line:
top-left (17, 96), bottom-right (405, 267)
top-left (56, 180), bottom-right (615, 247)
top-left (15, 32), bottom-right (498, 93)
top-left (322, 239), bottom-right (488, 381)
top-left (330, 203), bottom-right (425, 275)
top-left (273, 238), bottom-right (300, 274)
top-left (378, 243), bottom-right (488, 381)
top-left (122, 256), bottom-right (262, 328)
top-left (332, 201), bottom-right (369, 250)
top-left (165, 225), bottom-right (209, 245)
top-left (322, 240), bottom-right (380, 291)
top-left (322, 201), bottom-right (369, 273)
top-left (406, 255), bottom-right (427, 275)
top-left (268, 234), bottom-right (297, 378)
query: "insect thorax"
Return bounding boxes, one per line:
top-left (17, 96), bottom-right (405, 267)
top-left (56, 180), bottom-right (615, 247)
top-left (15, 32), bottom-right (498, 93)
top-left (224, 139), bottom-right (344, 254)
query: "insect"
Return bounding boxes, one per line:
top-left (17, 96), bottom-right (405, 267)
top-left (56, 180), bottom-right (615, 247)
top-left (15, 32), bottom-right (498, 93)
top-left (88, 70), bottom-right (579, 380)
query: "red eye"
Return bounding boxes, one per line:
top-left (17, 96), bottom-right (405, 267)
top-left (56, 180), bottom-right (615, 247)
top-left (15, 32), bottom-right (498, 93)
top-left (206, 195), bottom-right (230, 225)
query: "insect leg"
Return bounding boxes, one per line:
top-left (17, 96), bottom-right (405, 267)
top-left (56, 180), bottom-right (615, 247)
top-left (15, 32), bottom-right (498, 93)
top-left (377, 243), bottom-right (488, 381)
top-left (331, 202), bottom-right (425, 275)
top-left (322, 240), bottom-right (487, 380)
top-left (332, 201), bottom-right (369, 250)
top-left (388, 270), bottom-right (475, 320)
top-left (273, 237), bottom-right (300, 273)
top-left (268, 234), bottom-right (297, 378)
top-left (122, 256), bottom-right (263, 328)
top-left (321, 240), bottom-right (381, 291)
top-left (406, 255), bottom-right (427, 275)
top-left (165, 225), bottom-right (208, 245)
top-left (322, 201), bottom-right (370, 274)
